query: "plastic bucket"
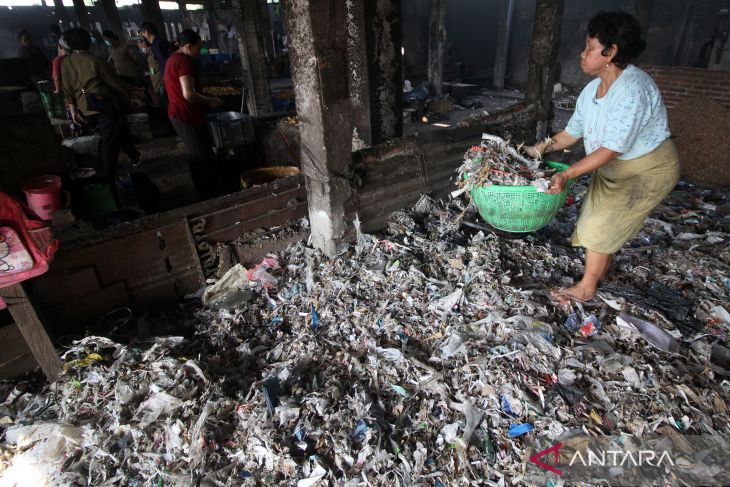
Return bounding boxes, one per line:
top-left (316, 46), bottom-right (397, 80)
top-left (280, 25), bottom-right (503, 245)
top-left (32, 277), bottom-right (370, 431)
top-left (23, 175), bottom-right (66, 221)
top-left (83, 183), bottom-right (118, 217)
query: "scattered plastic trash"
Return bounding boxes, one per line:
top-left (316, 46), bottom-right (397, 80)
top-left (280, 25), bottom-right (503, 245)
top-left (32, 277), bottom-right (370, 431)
top-left (453, 134), bottom-right (555, 197)
top-left (0, 188), bottom-right (727, 485)
top-left (564, 313), bottom-right (601, 337)
top-left (616, 313), bottom-right (682, 353)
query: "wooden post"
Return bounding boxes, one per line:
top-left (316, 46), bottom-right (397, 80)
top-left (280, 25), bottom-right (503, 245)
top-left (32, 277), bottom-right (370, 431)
top-left (427, 0), bottom-right (445, 96)
top-left (493, 0), bottom-right (515, 90)
top-left (284, 0), bottom-right (353, 256)
top-left (257, 0), bottom-right (274, 60)
top-left (364, 0), bottom-right (403, 144)
top-left (525, 0), bottom-right (564, 141)
top-left (140, 0), bottom-right (168, 40)
top-left (100, 0), bottom-right (124, 38)
top-left (232, 0), bottom-right (272, 115)
top-left (346, 0), bottom-right (372, 147)
top-left (72, 0), bottom-right (92, 31)
top-left (0, 284), bottom-right (61, 381)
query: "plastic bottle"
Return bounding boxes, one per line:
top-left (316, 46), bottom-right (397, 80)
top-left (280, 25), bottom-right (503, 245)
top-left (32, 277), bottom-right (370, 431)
top-left (114, 169), bottom-right (138, 210)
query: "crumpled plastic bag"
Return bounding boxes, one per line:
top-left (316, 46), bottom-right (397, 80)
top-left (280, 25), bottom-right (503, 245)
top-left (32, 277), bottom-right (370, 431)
top-left (202, 263), bottom-right (252, 308)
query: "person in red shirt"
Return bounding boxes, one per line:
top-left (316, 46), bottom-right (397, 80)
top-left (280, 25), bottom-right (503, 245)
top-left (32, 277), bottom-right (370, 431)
top-left (164, 29), bottom-right (222, 197)
top-left (51, 37), bottom-right (69, 93)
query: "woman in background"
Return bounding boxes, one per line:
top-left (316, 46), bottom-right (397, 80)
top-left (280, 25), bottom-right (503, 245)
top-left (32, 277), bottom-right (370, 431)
top-left (164, 29), bottom-right (222, 197)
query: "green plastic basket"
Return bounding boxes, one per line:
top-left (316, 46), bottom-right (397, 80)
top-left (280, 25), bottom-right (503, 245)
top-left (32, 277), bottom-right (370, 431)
top-left (39, 91), bottom-right (66, 119)
top-left (469, 161), bottom-right (574, 233)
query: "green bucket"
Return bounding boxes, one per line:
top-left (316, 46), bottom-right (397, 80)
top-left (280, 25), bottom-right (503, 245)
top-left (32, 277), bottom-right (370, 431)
top-left (469, 161), bottom-right (574, 233)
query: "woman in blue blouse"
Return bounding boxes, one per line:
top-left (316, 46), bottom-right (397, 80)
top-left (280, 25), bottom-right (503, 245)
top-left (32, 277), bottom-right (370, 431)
top-left (525, 11), bottom-right (680, 305)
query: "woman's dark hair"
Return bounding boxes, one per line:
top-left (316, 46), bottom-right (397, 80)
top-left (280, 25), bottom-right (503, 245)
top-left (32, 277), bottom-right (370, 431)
top-left (102, 30), bottom-right (119, 41)
top-left (63, 28), bottom-right (91, 51)
top-left (17, 29), bottom-right (30, 41)
top-left (177, 29), bottom-right (201, 47)
top-left (587, 11), bottom-right (646, 68)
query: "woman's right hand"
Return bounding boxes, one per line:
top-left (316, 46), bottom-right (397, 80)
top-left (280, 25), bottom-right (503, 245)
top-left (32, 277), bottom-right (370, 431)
top-left (547, 171), bottom-right (570, 194)
top-left (523, 145), bottom-right (542, 159)
top-left (71, 109), bottom-right (85, 126)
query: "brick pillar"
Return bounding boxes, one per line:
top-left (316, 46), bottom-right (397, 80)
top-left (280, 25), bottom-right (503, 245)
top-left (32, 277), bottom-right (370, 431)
top-left (427, 0), bottom-right (446, 96)
top-left (100, 0), bottom-right (124, 37)
top-left (140, 0), bottom-right (167, 40)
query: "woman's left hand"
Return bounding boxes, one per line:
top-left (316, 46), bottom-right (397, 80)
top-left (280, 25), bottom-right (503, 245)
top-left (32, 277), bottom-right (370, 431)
top-left (547, 171), bottom-right (570, 194)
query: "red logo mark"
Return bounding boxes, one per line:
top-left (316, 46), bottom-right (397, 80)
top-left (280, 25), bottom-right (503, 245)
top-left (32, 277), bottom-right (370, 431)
top-left (529, 442), bottom-right (564, 476)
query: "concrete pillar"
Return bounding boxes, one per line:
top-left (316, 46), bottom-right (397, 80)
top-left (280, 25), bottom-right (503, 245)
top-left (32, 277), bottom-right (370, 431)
top-left (426, 0), bottom-right (445, 96)
top-left (140, 0), bottom-right (167, 40)
top-left (72, 0), bottom-right (92, 31)
top-left (493, 0), bottom-right (515, 90)
top-left (364, 0), bottom-right (403, 144)
top-left (346, 0), bottom-right (372, 147)
top-left (100, 0), bottom-right (124, 37)
top-left (525, 0), bottom-right (564, 141)
top-left (284, 0), bottom-right (354, 257)
top-left (232, 0), bottom-right (272, 115)
top-left (52, 0), bottom-right (70, 30)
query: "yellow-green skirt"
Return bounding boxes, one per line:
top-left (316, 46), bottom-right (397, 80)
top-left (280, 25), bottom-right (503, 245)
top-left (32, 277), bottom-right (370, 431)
top-left (572, 139), bottom-right (680, 254)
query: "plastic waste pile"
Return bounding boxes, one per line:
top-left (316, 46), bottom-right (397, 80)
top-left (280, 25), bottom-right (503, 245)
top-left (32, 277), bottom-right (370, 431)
top-left (454, 134), bottom-right (556, 196)
top-left (0, 180), bottom-right (728, 485)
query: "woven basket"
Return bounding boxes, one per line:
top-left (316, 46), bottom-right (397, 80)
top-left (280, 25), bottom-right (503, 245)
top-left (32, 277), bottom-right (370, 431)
top-left (469, 161), bottom-right (574, 233)
top-left (240, 166), bottom-right (300, 189)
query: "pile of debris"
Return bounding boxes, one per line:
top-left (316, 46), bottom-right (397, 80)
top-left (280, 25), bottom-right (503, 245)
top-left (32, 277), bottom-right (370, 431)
top-left (0, 179), bottom-right (729, 485)
top-left (454, 134), bottom-right (556, 195)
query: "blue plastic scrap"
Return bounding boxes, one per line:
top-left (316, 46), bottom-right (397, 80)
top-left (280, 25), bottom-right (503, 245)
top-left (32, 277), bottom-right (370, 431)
top-left (351, 419), bottom-right (369, 443)
top-left (507, 423), bottom-right (534, 438)
top-left (501, 395), bottom-right (517, 416)
top-left (263, 377), bottom-right (280, 417)
top-left (311, 304), bottom-right (319, 330)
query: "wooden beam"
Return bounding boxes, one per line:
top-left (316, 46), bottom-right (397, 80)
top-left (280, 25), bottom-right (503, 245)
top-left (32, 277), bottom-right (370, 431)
top-left (0, 284), bottom-right (61, 381)
top-left (427, 0), bottom-right (446, 96)
top-left (493, 0), bottom-right (515, 90)
top-left (525, 0), bottom-right (564, 141)
top-left (364, 0), bottom-right (403, 144)
top-left (72, 0), bottom-right (92, 31)
top-left (232, 0), bottom-right (272, 115)
top-left (345, 0), bottom-right (373, 147)
top-left (51, 0), bottom-right (70, 30)
top-left (100, 0), bottom-right (124, 38)
top-left (140, 0), bottom-right (168, 40)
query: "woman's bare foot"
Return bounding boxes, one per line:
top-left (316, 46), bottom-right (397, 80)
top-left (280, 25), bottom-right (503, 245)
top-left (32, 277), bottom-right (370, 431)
top-left (551, 285), bottom-right (597, 304)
